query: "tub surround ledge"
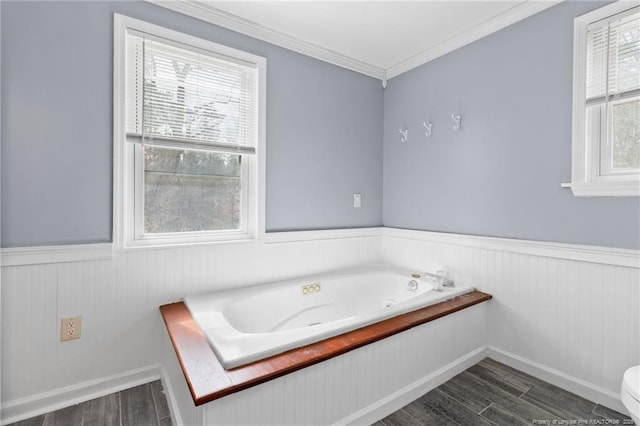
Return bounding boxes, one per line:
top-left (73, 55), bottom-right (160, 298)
top-left (159, 290), bottom-right (492, 406)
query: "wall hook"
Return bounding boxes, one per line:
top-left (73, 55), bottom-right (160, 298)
top-left (399, 128), bottom-right (408, 143)
top-left (451, 114), bottom-right (462, 131)
top-left (422, 121), bottom-right (433, 137)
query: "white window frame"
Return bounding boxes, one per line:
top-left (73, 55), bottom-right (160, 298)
top-left (113, 14), bottom-right (266, 249)
top-left (568, 2), bottom-right (640, 197)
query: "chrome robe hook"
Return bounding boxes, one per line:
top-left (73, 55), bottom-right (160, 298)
top-left (423, 121), bottom-right (433, 137)
top-left (451, 114), bottom-right (462, 131)
top-left (399, 128), bottom-right (408, 143)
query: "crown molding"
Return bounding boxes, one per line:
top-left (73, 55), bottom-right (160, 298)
top-left (147, 1), bottom-right (561, 83)
top-left (145, 0), bottom-right (386, 80)
top-left (385, 1), bottom-right (561, 79)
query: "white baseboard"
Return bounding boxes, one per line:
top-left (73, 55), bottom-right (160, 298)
top-left (487, 346), bottom-right (627, 415)
top-left (2, 347), bottom-right (626, 425)
top-left (0, 364), bottom-right (162, 425)
top-left (336, 346), bottom-right (490, 426)
top-left (334, 345), bottom-right (629, 425)
top-left (158, 365), bottom-right (184, 426)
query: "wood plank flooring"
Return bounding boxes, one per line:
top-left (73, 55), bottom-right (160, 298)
top-left (375, 358), bottom-right (635, 426)
top-left (7, 359), bottom-right (634, 425)
top-left (7, 381), bottom-right (172, 426)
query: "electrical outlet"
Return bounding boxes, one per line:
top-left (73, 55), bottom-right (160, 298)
top-left (353, 193), bottom-right (362, 208)
top-left (60, 316), bottom-right (82, 341)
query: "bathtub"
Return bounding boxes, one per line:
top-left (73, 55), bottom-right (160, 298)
top-left (184, 263), bottom-right (474, 369)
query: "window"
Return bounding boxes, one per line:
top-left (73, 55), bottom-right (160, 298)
top-left (114, 15), bottom-right (265, 247)
top-left (569, 2), bottom-right (639, 196)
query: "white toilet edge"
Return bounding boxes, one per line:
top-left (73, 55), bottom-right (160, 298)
top-left (621, 370), bottom-right (640, 424)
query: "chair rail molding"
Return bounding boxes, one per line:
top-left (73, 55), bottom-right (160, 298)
top-left (2, 228), bottom-right (638, 268)
top-left (1, 243), bottom-right (114, 267)
top-left (383, 227), bottom-right (640, 269)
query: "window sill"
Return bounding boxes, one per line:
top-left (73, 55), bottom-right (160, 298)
top-left (561, 181), bottom-right (640, 197)
top-left (120, 231), bottom-right (258, 251)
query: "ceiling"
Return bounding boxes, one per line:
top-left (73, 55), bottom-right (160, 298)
top-left (151, 0), bottom-right (560, 80)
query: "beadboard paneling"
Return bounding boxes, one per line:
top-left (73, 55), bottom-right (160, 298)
top-left (3, 228), bottom-right (639, 424)
top-left (382, 230), bottom-right (640, 411)
top-left (1, 234), bottom-right (382, 409)
top-left (161, 303), bottom-right (488, 425)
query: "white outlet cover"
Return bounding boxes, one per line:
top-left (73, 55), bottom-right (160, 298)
top-left (353, 193), bottom-right (362, 208)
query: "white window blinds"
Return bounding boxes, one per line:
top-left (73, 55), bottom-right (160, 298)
top-left (586, 7), bottom-right (640, 106)
top-left (126, 32), bottom-right (258, 154)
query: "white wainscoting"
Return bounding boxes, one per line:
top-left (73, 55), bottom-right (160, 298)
top-left (382, 227), bottom-right (640, 414)
top-left (163, 303), bottom-right (488, 426)
top-left (2, 227), bottom-right (639, 424)
top-left (0, 229), bottom-right (382, 424)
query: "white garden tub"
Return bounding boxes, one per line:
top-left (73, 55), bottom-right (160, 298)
top-left (184, 263), bottom-right (473, 369)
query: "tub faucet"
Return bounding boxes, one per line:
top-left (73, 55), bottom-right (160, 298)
top-left (440, 276), bottom-right (456, 288)
top-left (424, 271), bottom-right (455, 291)
top-left (436, 269), bottom-right (455, 289)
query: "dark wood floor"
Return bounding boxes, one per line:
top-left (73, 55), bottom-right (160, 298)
top-left (8, 381), bottom-right (172, 426)
top-left (375, 358), bottom-right (634, 426)
top-left (7, 359), bottom-right (634, 426)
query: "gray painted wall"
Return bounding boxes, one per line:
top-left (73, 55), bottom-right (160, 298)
top-left (2, 1), bottom-right (638, 249)
top-left (383, 1), bottom-right (640, 250)
top-left (0, 1), bottom-right (384, 247)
